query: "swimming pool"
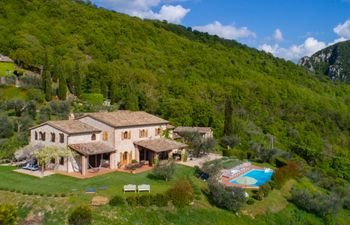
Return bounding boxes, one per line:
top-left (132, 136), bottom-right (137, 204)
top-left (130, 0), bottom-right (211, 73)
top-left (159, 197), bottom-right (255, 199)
top-left (230, 169), bottom-right (273, 187)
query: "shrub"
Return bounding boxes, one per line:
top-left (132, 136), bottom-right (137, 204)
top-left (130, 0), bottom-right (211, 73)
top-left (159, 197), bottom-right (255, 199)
top-left (68, 205), bottom-right (92, 225)
top-left (139, 195), bottom-right (151, 207)
top-left (246, 198), bottom-right (255, 205)
top-left (275, 157), bottom-right (288, 168)
top-left (151, 194), bottom-right (168, 207)
top-left (260, 183), bottom-right (271, 197)
top-left (291, 188), bottom-right (342, 217)
top-left (252, 192), bottom-right (263, 201)
top-left (152, 160), bottom-right (176, 181)
top-left (0, 204), bottom-right (17, 225)
top-left (27, 88), bottom-right (45, 103)
top-left (272, 161), bottom-right (300, 189)
top-left (61, 193), bottom-right (66, 197)
top-left (207, 178), bottom-right (246, 212)
top-left (343, 194), bottom-right (350, 210)
top-left (167, 180), bottom-right (194, 208)
top-left (109, 195), bottom-right (125, 207)
top-left (80, 93), bottom-right (104, 105)
top-left (126, 195), bottom-right (138, 207)
top-left (193, 166), bottom-right (201, 177)
top-left (202, 159), bottom-right (223, 177)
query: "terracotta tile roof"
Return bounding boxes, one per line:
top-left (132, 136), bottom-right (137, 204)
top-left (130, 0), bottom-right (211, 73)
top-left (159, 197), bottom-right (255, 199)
top-left (82, 110), bottom-right (168, 128)
top-left (69, 142), bottom-right (115, 156)
top-left (134, 138), bottom-right (187, 153)
top-left (166, 124), bottom-right (175, 129)
top-left (174, 126), bottom-right (212, 134)
top-left (30, 120), bottom-right (101, 134)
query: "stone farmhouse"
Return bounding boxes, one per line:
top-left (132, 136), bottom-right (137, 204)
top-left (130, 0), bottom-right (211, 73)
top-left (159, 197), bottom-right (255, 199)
top-left (29, 111), bottom-right (187, 176)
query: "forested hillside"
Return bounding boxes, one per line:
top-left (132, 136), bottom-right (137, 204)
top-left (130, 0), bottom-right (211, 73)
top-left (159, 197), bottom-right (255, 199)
top-left (0, 0), bottom-right (350, 180)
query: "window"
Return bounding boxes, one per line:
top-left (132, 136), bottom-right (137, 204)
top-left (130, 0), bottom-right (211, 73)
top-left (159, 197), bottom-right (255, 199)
top-left (51, 133), bottom-right (56, 142)
top-left (122, 131), bottom-right (131, 140)
top-left (39, 132), bottom-right (46, 141)
top-left (139, 129), bottom-right (148, 138)
top-left (59, 133), bottom-right (64, 143)
top-left (91, 134), bottom-right (96, 141)
top-left (102, 132), bottom-right (108, 141)
top-left (155, 128), bottom-right (161, 136)
top-left (34, 131), bottom-right (38, 140)
top-left (59, 157), bottom-right (64, 166)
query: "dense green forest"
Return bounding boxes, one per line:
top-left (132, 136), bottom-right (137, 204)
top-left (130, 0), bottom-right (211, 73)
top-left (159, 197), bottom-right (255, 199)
top-left (0, 0), bottom-right (349, 182)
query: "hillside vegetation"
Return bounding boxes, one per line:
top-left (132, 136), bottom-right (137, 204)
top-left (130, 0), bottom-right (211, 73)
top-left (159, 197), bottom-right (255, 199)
top-left (0, 0), bottom-right (349, 180)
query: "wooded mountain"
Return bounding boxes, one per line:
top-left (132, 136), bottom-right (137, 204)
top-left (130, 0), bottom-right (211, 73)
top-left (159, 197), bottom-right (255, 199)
top-left (300, 40), bottom-right (350, 83)
top-left (0, 0), bottom-right (349, 180)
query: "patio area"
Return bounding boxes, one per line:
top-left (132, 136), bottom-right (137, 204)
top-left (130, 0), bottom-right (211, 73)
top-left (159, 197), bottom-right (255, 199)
top-left (14, 164), bottom-right (154, 179)
top-left (14, 168), bottom-right (55, 178)
top-left (177, 153), bottom-right (223, 167)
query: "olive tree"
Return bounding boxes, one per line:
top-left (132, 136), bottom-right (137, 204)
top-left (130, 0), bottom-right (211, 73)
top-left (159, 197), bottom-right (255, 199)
top-left (34, 147), bottom-right (76, 174)
top-left (152, 160), bottom-right (176, 181)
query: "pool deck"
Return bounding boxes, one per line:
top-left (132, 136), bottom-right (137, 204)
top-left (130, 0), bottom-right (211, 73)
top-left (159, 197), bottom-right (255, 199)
top-left (221, 165), bottom-right (267, 189)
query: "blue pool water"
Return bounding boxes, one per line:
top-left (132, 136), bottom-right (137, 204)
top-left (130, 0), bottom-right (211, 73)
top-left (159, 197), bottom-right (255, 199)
top-left (230, 169), bottom-right (273, 187)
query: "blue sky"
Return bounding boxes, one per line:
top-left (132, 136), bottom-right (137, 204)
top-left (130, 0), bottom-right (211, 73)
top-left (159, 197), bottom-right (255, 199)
top-left (92, 0), bottom-right (350, 61)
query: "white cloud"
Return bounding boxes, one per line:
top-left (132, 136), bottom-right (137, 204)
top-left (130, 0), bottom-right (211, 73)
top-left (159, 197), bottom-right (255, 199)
top-left (133, 5), bottom-right (190, 24)
top-left (261, 19), bottom-right (350, 61)
top-left (193, 21), bottom-right (256, 40)
top-left (260, 37), bottom-right (326, 61)
top-left (93, 0), bottom-right (190, 24)
top-left (333, 19), bottom-right (350, 39)
top-left (273, 28), bottom-right (283, 42)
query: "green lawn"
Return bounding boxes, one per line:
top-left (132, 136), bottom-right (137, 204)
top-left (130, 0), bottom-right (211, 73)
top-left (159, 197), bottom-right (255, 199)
top-left (0, 165), bottom-right (345, 225)
top-left (0, 62), bottom-right (14, 76)
top-left (0, 165), bottom-right (194, 196)
top-left (0, 86), bottom-right (28, 101)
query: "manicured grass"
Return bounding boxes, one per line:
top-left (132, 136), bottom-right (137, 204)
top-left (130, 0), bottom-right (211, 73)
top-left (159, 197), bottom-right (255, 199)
top-left (0, 165), bottom-right (194, 196)
top-left (0, 86), bottom-right (28, 101)
top-left (0, 165), bottom-right (347, 225)
top-left (0, 62), bottom-right (14, 76)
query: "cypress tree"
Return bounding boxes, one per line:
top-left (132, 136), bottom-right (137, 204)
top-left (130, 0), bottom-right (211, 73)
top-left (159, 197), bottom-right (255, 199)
top-left (224, 95), bottom-right (233, 136)
top-left (73, 62), bottom-right (81, 97)
top-left (125, 82), bottom-right (138, 111)
top-left (58, 67), bottom-right (67, 100)
top-left (42, 52), bottom-right (52, 101)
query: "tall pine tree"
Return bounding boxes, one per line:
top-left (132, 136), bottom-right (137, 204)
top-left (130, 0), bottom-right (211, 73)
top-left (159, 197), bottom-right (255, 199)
top-left (58, 65), bottom-right (67, 100)
top-left (223, 95), bottom-right (233, 136)
top-left (42, 52), bottom-right (52, 101)
top-left (72, 62), bottom-right (81, 97)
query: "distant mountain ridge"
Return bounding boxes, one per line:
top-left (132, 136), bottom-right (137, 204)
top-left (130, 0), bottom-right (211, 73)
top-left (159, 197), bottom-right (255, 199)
top-left (299, 40), bottom-right (350, 82)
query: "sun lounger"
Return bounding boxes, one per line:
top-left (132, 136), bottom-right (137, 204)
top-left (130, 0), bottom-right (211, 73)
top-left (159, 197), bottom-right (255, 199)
top-left (99, 186), bottom-right (108, 190)
top-left (123, 184), bottom-right (137, 192)
top-left (22, 163), bottom-right (30, 170)
top-left (29, 165), bottom-right (39, 171)
top-left (85, 188), bottom-right (96, 193)
top-left (137, 184), bottom-right (150, 192)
